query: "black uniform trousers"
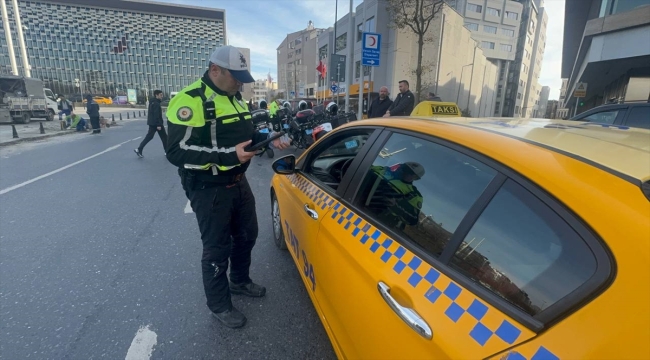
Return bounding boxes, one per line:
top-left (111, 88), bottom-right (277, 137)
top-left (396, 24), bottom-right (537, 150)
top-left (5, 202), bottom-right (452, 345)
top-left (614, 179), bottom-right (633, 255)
top-left (185, 175), bottom-right (258, 314)
top-left (138, 126), bottom-right (168, 153)
top-left (90, 116), bottom-right (101, 133)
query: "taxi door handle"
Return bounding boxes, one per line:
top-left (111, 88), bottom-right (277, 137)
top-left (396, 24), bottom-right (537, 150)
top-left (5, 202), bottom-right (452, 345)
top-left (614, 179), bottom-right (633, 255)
top-left (378, 281), bottom-right (433, 340)
top-left (304, 204), bottom-right (319, 220)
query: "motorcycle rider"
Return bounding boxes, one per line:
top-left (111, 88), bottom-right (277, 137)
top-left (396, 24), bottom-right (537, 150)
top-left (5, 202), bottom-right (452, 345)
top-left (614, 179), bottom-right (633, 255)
top-left (258, 99), bottom-right (268, 110)
top-left (298, 100), bottom-right (308, 111)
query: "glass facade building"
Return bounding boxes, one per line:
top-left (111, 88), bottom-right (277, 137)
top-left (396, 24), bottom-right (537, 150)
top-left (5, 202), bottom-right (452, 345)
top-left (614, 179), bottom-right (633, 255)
top-left (0, 0), bottom-right (225, 101)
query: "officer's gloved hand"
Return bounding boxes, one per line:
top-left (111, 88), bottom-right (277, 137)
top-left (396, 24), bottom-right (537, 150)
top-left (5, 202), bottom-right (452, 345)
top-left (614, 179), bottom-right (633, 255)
top-left (269, 132), bottom-right (291, 150)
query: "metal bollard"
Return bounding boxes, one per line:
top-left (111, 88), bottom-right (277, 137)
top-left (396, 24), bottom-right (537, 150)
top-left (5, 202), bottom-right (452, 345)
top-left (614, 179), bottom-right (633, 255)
top-left (12, 125), bottom-right (19, 138)
top-left (139, 110), bottom-right (141, 117)
top-left (127, 112), bottom-right (130, 119)
top-left (133, 111), bottom-right (136, 118)
top-left (111, 114), bottom-right (116, 124)
top-left (39, 122), bottom-right (45, 134)
top-left (144, 110), bottom-right (146, 116)
top-left (120, 113), bottom-right (123, 121)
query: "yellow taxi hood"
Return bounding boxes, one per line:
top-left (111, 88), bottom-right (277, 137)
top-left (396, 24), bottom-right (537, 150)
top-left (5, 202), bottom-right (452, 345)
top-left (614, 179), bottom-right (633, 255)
top-left (348, 117), bottom-right (650, 183)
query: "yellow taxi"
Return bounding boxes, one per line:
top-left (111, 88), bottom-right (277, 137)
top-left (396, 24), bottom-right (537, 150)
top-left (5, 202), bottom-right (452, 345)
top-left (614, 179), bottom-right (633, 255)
top-left (83, 96), bottom-right (113, 105)
top-left (411, 100), bottom-right (461, 117)
top-left (269, 116), bottom-right (650, 359)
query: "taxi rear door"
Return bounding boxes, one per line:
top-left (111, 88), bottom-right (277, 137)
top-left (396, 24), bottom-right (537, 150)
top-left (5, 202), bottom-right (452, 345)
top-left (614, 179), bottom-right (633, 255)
top-left (312, 129), bottom-right (598, 359)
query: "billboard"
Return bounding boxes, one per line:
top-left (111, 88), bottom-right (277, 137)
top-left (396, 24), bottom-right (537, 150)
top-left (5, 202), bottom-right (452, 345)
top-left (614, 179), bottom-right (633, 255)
top-left (127, 89), bottom-right (137, 103)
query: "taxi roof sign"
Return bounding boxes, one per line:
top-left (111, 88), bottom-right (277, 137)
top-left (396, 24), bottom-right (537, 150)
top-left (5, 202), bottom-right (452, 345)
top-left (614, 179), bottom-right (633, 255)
top-left (411, 101), bottom-right (461, 117)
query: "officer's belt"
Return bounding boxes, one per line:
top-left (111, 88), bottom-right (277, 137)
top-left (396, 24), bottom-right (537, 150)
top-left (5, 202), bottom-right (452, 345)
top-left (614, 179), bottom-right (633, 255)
top-left (187, 169), bottom-right (245, 186)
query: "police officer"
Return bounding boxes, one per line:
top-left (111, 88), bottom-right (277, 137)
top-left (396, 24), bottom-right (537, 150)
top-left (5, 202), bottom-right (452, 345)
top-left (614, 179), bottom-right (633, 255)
top-left (165, 45), bottom-right (289, 329)
top-left (269, 99), bottom-right (280, 118)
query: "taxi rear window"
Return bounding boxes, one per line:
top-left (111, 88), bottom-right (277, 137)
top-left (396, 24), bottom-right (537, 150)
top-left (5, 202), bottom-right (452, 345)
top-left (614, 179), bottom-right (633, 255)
top-left (450, 179), bottom-right (597, 316)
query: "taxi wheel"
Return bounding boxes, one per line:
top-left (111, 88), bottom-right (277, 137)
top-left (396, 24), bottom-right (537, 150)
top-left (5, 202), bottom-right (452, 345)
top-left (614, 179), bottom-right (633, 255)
top-left (271, 192), bottom-right (287, 250)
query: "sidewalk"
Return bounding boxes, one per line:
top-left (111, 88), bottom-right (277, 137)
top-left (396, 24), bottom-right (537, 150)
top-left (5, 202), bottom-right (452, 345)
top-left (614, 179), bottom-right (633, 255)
top-left (0, 107), bottom-right (147, 146)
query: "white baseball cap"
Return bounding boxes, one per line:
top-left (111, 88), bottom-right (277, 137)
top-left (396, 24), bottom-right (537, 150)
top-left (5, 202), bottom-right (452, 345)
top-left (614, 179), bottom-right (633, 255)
top-left (208, 45), bottom-right (255, 83)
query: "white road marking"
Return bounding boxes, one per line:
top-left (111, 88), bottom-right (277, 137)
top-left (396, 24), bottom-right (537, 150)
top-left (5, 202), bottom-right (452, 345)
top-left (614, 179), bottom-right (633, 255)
top-left (0, 137), bottom-right (141, 196)
top-left (125, 325), bottom-right (157, 360)
top-left (184, 200), bottom-right (193, 214)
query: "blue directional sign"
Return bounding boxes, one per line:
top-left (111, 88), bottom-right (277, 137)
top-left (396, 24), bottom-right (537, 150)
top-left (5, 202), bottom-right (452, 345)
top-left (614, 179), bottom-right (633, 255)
top-left (362, 32), bottom-right (381, 67)
top-left (330, 84), bottom-right (338, 93)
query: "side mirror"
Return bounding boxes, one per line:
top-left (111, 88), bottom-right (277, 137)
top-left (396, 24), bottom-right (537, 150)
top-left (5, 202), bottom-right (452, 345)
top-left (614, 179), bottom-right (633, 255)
top-left (272, 155), bottom-right (296, 175)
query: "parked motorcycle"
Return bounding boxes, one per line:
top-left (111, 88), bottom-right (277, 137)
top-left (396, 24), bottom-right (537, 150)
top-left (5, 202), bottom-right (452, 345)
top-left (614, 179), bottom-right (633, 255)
top-left (250, 109), bottom-right (275, 158)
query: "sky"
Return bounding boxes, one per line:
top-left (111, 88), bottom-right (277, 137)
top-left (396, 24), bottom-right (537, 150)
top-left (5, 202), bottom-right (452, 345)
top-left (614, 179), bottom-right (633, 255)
top-left (157, 0), bottom-right (565, 100)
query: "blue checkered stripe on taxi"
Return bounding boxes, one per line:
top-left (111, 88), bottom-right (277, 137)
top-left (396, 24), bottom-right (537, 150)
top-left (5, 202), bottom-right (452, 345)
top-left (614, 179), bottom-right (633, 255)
top-left (504, 347), bottom-right (560, 360)
top-left (286, 175), bottom-right (559, 358)
top-left (287, 175), bottom-right (335, 211)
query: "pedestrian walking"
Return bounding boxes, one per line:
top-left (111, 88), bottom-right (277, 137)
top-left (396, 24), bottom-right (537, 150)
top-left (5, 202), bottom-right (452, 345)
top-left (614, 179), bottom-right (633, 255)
top-left (368, 86), bottom-right (393, 118)
top-left (384, 80), bottom-right (415, 117)
top-left (85, 95), bottom-right (101, 134)
top-left (57, 95), bottom-right (74, 123)
top-left (135, 90), bottom-right (167, 158)
top-left (165, 45), bottom-right (290, 329)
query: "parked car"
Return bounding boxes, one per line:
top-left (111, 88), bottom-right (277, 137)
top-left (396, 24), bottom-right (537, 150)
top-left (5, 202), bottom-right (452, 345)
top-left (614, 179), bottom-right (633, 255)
top-left (112, 95), bottom-right (128, 105)
top-left (269, 116), bottom-right (650, 359)
top-left (570, 102), bottom-right (650, 129)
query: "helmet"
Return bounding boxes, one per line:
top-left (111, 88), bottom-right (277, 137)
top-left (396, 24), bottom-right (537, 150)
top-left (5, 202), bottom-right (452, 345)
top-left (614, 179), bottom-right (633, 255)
top-left (298, 100), bottom-right (307, 111)
top-left (403, 162), bottom-right (425, 179)
top-left (326, 102), bottom-right (338, 115)
top-left (283, 101), bottom-right (291, 110)
top-left (258, 99), bottom-right (267, 109)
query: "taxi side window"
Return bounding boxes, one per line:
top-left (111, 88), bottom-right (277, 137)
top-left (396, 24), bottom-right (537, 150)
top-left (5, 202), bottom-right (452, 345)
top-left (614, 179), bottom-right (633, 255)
top-left (354, 133), bottom-right (497, 257)
top-left (306, 131), bottom-right (372, 190)
top-left (450, 179), bottom-right (597, 316)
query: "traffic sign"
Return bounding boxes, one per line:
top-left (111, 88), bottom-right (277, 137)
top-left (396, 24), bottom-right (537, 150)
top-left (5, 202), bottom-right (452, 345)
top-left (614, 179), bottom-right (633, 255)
top-left (330, 84), bottom-right (338, 93)
top-left (362, 32), bottom-right (381, 67)
top-left (290, 91), bottom-right (295, 97)
top-left (574, 82), bottom-right (587, 98)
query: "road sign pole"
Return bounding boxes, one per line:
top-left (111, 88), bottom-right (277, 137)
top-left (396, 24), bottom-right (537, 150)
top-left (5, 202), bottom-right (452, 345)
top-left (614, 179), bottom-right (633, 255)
top-left (358, 66), bottom-right (364, 120)
top-left (337, 64), bottom-right (340, 108)
top-left (574, 97), bottom-right (580, 117)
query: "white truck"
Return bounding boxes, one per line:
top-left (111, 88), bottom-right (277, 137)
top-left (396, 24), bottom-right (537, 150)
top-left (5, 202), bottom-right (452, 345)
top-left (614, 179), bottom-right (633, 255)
top-left (0, 75), bottom-right (58, 124)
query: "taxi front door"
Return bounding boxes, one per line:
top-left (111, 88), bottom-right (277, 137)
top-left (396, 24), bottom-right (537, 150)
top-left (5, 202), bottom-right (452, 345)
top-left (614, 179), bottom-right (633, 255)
top-left (274, 173), bottom-right (331, 298)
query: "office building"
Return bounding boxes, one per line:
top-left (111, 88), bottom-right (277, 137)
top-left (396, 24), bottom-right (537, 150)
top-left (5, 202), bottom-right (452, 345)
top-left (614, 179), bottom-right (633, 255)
top-left (312, 0), bottom-right (498, 117)
top-left (562, 0), bottom-right (650, 116)
top-left (450, 0), bottom-right (523, 116)
top-left (251, 76), bottom-right (278, 104)
top-left (453, 0), bottom-right (547, 117)
top-left (536, 85), bottom-right (550, 118)
top-left (276, 21), bottom-right (326, 99)
top-left (0, 0), bottom-right (226, 100)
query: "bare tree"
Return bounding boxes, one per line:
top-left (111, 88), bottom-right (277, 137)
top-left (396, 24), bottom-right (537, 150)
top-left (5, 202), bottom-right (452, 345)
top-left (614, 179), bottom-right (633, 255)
top-left (386, 0), bottom-right (446, 103)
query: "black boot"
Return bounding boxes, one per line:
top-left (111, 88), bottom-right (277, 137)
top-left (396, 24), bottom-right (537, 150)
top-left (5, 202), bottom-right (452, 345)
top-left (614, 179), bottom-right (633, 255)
top-left (212, 306), bottom-right (247, 328)
top-left (230, 281), bottom-right (266, 297)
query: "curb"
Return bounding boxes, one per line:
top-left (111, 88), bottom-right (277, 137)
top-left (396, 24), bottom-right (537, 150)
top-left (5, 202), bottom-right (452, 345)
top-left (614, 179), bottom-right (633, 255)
top-left (0, 122), bottom-right (133, 148)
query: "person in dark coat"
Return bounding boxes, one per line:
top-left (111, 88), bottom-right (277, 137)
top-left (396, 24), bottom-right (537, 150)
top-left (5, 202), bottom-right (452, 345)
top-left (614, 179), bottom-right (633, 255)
top-left (384, 80), bottom-right (415, 117)
top-left (368, 86), bottom-right (393, 118)
top-left (85, 95), bottom-right (101, 134)
top-left (134, 90), bottom-right (167, 157)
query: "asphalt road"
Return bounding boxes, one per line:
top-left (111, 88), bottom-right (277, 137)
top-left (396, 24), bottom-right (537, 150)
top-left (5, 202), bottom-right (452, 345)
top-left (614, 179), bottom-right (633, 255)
top-left (0, 120), bottom-right (335, 359)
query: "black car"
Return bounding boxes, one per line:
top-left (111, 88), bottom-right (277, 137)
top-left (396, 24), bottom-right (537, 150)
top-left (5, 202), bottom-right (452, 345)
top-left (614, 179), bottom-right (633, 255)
top-left (570, 103), bottom-right (650, 129)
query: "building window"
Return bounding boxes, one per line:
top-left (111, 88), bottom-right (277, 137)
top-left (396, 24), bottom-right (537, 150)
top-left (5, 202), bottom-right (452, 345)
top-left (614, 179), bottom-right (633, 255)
top-left (483, 25), bottom-right (497, 34)
top-left (501, 28), bottom-right (515, 37)
top-left (335, 33), bottom-right (347, 52)
top-left (497, 85), bottom-right (503, 97)
top-left (467, 3), bottom-right (482, 12)
top-left (481, 41), bottom-right (495, 49)
top-left (495, 102), bottom-right (501, 113)
top-left (515, 105), bottom-right (520, 114)
top-left (465, 23), bottom-right (479, 31)
top-left (486, 7), bottom-right (500, 17)
top-left (517, 92), bottom-right (522, 99)
top-left (319, 45), bottom-right (328, 60)
top-left (500, 44), bottom-right (512, 52)
top-left (505, 11), bottom-right (518, 20)
top-left (365, 17), bottom-right (375, 33)
top-left (357, 23), bottom-right (363, 42)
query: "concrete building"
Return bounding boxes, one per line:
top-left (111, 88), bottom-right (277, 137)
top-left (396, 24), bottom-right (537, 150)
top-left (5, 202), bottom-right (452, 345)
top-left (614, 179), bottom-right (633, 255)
top-left (498, 0), bottom-right (547, 117)
top-left (450, 0), bottom-right (523, 116)
top-left (562, 0), bottom-right (650, 116)
top-left (0, 0), bottom-right (225, 100)
top-left (556, 78), bottom-right (570, 118)
top-left (544, 99), bottom-right (558, 119)
top-left (276, 21), bottom-right (326, 99)
top-left (536, 85), bottom-right (550, 118)
top-left (314, 0), bottom-right (498, 117)
top-left (251, 76), bottom-right (278, 104)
